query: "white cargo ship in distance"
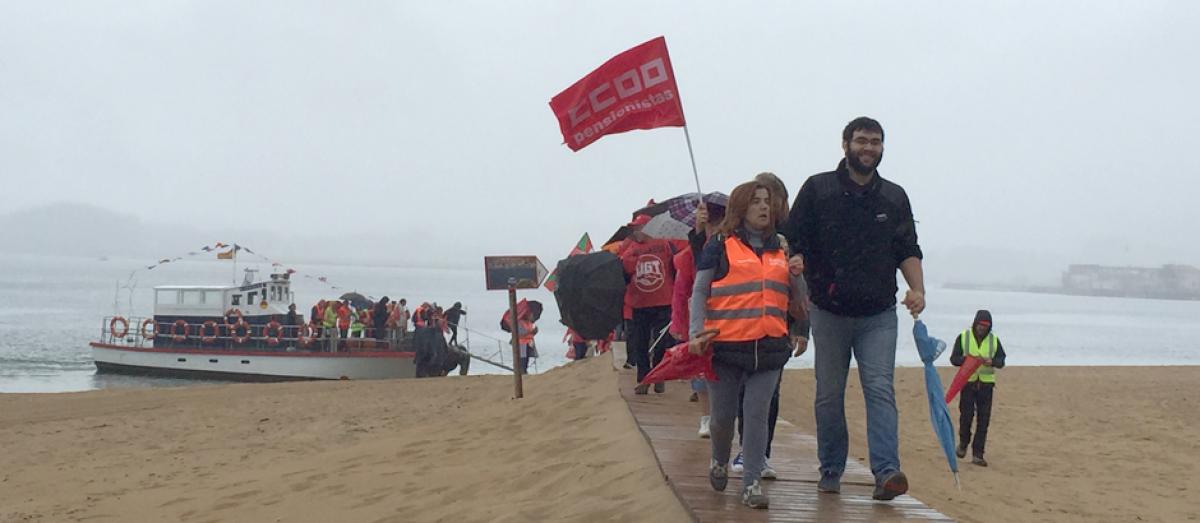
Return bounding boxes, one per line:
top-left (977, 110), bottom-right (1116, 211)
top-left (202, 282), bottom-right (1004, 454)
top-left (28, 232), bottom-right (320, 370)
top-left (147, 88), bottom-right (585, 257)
top-left (90, 271), bottom-right (415, 381)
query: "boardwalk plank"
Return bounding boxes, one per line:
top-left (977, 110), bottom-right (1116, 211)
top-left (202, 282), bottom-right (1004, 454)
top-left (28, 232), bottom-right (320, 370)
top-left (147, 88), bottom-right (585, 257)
top-left (611, 345), bottom-right (953, 522)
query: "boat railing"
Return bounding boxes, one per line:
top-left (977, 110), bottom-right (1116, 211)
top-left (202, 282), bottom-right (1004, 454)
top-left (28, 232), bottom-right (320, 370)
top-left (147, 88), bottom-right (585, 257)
top-left (98, 316), bottom-right (414, 353)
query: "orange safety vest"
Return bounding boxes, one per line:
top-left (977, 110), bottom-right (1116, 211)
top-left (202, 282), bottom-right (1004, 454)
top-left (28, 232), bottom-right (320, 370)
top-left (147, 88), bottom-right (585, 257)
top-left (518, 320), bottom-right (536, 344)
top-left (704, 236), bottom-right (790, 342)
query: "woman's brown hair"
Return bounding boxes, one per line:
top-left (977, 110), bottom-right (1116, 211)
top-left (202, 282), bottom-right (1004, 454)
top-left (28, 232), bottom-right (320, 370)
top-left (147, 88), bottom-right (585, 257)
top-left (717, 181), bottom-right (774, 235)
top-left (754, 172), bottom-right (790, 228)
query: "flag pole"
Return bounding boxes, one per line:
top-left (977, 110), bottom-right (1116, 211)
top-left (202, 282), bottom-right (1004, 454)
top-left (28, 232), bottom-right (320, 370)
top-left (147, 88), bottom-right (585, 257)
top-left (682, 125), bottom-right (702, 194)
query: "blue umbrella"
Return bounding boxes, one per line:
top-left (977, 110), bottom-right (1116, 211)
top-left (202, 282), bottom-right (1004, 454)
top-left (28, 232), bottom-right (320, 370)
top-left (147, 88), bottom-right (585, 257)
top-left (913, 319), bottom-right (960, 487)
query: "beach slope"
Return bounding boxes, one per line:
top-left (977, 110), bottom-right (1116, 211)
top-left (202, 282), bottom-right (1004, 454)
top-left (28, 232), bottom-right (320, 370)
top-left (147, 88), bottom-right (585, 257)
top-left (0, 356), bottom-right (688, 522)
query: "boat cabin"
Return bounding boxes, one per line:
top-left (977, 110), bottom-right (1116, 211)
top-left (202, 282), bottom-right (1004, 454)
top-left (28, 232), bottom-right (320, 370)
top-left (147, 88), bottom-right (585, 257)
top-left (153, 271), bottom-right (295, 324)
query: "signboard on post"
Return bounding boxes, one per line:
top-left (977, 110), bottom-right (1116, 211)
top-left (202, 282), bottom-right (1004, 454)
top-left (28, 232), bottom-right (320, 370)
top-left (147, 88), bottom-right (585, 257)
top-left (484, 256), bottom-right (548, 291)
top-left (483, 255), bottom-right (549, 400)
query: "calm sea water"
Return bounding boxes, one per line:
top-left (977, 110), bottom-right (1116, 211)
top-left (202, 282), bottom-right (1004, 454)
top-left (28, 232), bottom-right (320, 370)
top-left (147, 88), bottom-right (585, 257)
top-left (2, 252), bottom-right (1199, 393)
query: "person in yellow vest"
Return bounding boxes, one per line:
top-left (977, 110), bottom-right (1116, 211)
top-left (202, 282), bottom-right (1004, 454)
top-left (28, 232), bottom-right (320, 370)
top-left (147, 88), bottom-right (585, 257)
top-left (322, 301), bottom-right (339, 352)
top-left (950, 309), bottom-right (1007, 466)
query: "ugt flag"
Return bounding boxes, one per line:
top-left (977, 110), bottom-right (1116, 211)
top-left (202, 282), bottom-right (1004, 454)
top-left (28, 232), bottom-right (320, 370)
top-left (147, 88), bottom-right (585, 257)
top-left (550, 37), bottom-right (685, 151)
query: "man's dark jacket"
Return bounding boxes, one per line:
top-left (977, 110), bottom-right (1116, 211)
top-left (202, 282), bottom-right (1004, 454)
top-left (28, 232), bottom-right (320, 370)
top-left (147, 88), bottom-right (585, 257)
top-left (783, 159), bottom-right (922, 317)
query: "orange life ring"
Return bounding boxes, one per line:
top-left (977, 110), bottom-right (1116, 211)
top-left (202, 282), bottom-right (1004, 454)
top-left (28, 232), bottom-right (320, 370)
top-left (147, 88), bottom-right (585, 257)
top-left (200, 320), bottom-right (219, 343)
top-left (297, 323), bottom-right (314, 347)
top-left (109, 317), bottom-right (129, 338)
top-left (229, 319), bottom-right (250, 344)
top-left (225, 308), bottom-right (243, 321)
top-left (140, 319), bottom-right (157, 340)
top-left (264, 320), bottom-right (283, 346)
top-left (171, 319), bottom-right (190, 343)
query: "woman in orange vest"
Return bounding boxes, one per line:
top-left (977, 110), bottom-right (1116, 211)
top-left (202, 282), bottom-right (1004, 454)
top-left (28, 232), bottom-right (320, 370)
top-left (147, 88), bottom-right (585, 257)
top-left (516, 313), bottom-right (537, 375)
top-left (688, 180), bottom-right (809, 510)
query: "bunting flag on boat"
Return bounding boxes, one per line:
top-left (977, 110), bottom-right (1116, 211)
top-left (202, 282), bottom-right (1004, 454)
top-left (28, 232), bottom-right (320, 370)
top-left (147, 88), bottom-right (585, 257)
top-left (119, 240), bottom-right (347, 296)
top-left (544, 233), bottom-right (594, 292)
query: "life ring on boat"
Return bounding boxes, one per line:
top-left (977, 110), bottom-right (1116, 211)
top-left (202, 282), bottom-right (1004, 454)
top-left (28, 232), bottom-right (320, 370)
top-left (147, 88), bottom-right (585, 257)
top-left (224, 308), bottom-right (243, 322)
top-left (264, 320), bottom-right (283, 346)
top-left (140, 319), bottom-right (157, 340)
top-left (199, 320), bottom-right (219, 343)
top-left (297, 323), bottom-right (314, 347)
top-left (109, 316), bottom-right (129, 338)
top-left (171, 319), bottom-right (190, 343)
top-left (229, 319), bottom-right (251, 344)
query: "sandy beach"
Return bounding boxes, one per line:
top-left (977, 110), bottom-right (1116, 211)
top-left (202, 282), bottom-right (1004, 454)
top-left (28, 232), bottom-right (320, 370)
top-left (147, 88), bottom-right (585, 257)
top-left (780, 366), bottom-right (1200, 523)
top-left (4, 361), bottom-right (1198, 522)
top-left (0, 357), bottom-right (688, 522)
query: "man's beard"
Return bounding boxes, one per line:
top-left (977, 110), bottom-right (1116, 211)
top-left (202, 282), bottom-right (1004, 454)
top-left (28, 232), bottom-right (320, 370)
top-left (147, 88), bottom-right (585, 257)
top-left (846, 149), bottom-right (883, 175)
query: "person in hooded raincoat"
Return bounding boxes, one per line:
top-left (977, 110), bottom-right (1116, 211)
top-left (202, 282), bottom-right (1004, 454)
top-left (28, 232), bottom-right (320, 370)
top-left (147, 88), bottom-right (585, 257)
top-left (950, 309), bottom-right (1007, 467)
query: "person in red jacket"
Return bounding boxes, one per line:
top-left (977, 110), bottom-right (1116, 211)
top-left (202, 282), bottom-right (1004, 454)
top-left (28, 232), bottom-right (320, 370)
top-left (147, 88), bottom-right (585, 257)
top-left (621, 213), bottom-right (678, 395)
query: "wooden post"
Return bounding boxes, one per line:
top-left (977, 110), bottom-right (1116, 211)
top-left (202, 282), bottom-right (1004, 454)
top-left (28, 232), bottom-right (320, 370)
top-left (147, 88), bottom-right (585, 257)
top-left (507, 279), bottom-right (524, 399)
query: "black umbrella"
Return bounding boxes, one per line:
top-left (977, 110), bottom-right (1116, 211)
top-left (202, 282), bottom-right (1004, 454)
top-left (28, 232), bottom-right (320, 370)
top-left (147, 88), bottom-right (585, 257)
top-left (553, 251), bottom-right (625, 340)
top-left (338, 292), bottom-right (371, 309)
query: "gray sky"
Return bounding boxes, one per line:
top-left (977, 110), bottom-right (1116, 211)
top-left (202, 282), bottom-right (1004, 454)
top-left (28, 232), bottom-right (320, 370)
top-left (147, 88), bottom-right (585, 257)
top-left (2, 1), bottom-right (1197, 283)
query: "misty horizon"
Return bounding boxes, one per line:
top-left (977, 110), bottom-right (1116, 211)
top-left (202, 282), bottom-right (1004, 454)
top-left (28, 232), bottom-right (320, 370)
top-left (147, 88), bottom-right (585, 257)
top-left (3, 2), bottom-right (1197, 288)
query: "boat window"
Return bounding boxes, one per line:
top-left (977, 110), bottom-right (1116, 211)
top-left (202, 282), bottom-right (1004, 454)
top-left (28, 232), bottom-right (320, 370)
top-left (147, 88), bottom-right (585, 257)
top-left (231, 294), bottom-right (241, 306)
top-left (156, 289), bottom-right (175, 305)
top-left (248, 292), bottom-right (257, 305)
top-left (182, 291), bottom-right (203, 305)
top-left (205, 290), bottom-right (221, 305)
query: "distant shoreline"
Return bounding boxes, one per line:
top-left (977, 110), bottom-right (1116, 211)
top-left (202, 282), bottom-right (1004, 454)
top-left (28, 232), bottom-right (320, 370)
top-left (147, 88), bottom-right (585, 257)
top-left (942, 281), bottom-right (1200, 301)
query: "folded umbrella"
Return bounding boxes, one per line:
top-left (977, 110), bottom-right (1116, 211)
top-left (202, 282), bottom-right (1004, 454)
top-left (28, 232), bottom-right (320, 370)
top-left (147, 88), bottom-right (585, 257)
top-left (945, 356), bottom-right (984, 404)
top-left (913, 320), bottom-right (960, 487)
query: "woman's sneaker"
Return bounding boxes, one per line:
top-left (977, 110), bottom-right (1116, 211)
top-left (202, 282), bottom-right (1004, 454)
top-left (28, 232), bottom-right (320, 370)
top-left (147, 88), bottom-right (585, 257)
top-left (697, 415), bottom-right (711, 439)
top-left (760, 460), bottom-right (777, 480)
top-left (741, 480), bottom-right (769, 509)
top-left (731, 451), bottom-right (744, 473)
top-left (709, 459), bottom-right (728, 491)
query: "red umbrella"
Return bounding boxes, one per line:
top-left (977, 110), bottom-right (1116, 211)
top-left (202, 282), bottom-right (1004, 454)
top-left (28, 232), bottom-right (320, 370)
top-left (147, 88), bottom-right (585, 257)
top-left (639, 341), bottom-right (717, 384)
top-left (500, 299), bottom-right (543, 332)
top-left (945, 356), bottom-right (984, 404)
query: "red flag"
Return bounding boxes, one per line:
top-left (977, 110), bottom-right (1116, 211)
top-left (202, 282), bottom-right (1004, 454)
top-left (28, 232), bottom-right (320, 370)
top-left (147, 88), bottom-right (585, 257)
top-left (550, 37), bottom-right (685, 151)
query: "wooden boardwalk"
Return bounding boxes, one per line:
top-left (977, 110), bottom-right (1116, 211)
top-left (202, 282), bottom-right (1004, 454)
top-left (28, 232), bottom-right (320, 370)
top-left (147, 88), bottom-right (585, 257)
top-left (612, 346), bottom-right (953, 522)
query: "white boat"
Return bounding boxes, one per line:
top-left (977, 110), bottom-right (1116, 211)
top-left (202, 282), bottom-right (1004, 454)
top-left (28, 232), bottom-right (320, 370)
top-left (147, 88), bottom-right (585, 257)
top-left (91, 271), bottom-right (416, 381)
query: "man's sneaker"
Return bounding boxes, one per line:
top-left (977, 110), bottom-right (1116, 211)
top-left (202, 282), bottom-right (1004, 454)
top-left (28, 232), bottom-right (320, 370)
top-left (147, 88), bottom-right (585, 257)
top-left (689, 391), bottom-right (699, 402)
top-left (623, 362), bottom-right (635, 370)
top-left (697, 415), bottom-right (711, 439)
top-left (760, 460), bottom-right (777, 480)
top-left (817, 472), bottom-right (841, 493)
top-left (709, 459), bottom-right (728, 491)
top-left (654, 382), bottom-right (665, 393)
top-left (731, 452), bottom-right (744, 473)
top-left (872, 470), bottom-right (909, 501)
top-left (634, 384), bottom-right (649, 395)
top-left (972, 455), bottom-right (988, 467)
top-left (741, 480), bottom-right (769, 509)
top-left (956, 443), bottom-right (967, 459)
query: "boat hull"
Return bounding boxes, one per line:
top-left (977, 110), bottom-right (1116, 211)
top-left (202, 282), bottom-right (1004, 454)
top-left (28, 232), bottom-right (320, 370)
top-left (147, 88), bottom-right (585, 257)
top-left (90, 342), bottom-right (416, 381)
